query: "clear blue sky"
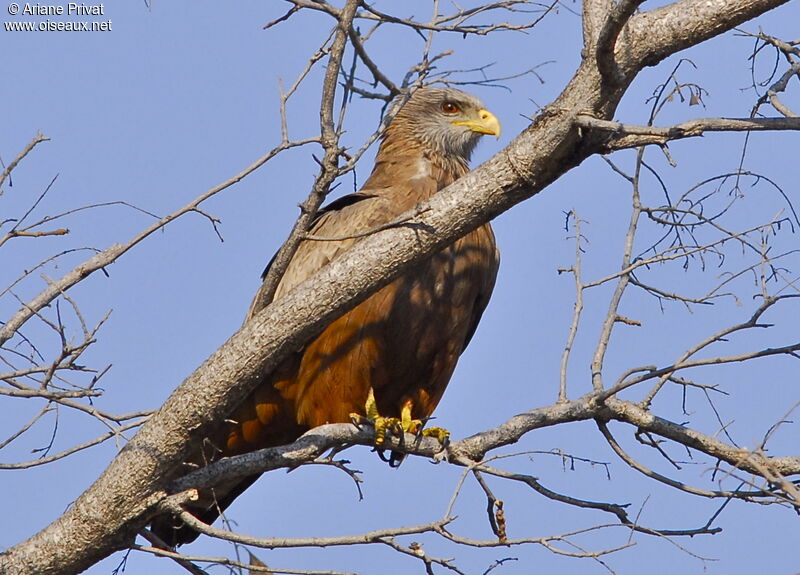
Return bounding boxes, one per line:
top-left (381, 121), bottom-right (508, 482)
top-left (2, 2), bottom-right (799, 574)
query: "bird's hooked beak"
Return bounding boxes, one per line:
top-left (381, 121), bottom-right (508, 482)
top-left (452, 108), bottom-right (501, 139)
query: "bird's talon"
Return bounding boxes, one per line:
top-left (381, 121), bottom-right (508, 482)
top-left (421, 426), bottom-right (451, 446)
top-left (406, 419), bottom-right (424, 436)
top-left (361, 389), bottom-right (450, 457)
top-left (374, 415), bottom-right (402, 446)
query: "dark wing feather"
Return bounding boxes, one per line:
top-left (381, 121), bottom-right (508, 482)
top-left (461, 234), bottom-right (499, 350)
top-left (259, 192), bottom-right (378, 282)
top-left (248, 191), bottom-right (382, 320)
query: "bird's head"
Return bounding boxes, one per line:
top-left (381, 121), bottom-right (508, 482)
top-left (387, 87), bottom-right (501, 164)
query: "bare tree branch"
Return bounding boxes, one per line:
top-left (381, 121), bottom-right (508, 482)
top-left (0, 137), bottom-right (319, 348)
top-left (253, 0), bottom-right (360, 310)
top-left (577, 114), bottom-right (800, 151)
top-left (0, 132), bottom-right (49, 191)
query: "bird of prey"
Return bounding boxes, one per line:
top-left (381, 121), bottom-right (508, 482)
top-left (151, 87), bottom-right (501, 545)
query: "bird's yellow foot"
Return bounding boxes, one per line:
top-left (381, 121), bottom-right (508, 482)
top-left (419, 425), bottom-right (450, 445)
top-left (399, 399), bottom-right (450, 448)
top-left (350, 389), bottom-right (450, 454)
top-left (350, 388), bottom-right (402, 447)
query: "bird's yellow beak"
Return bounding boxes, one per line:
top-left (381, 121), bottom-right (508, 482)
top-left (452, 108), bottom-right (501, 138)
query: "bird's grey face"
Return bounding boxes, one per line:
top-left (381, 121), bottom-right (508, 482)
top-left (400, 87), bottom-right (501, 162)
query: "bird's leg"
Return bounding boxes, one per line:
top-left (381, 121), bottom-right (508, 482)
top-left (350, 388), bottom-right (402, 447)
top-left (350, 390), bottom-right (450, 450)
top-left (401, 400), bottom-right (450, 447)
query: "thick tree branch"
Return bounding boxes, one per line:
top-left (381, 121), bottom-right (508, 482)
top-left (625, 0), bottom-right (793, 71)
top-left (595, 0), bottom-right (648, 84)
top-left (582, 0), bottom-right (614, 53)
top-left (0, 101), bottom-right (583, 575)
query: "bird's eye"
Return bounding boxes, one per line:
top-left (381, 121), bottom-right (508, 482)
top-left (441, 102), bottom-right (459, 114)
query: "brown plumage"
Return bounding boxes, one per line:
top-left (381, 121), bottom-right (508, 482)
top-left (151, 87), bottom-right (501, 546)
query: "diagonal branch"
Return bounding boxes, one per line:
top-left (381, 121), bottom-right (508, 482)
top-left (0, 132), bottom-right (49, 191)
top-left (602, 398), bottom-right (800, 477)
top-left (624, 0), bottom-right (793, 72)
top-left (158, 496), bottom-right (453, 549)
top-left (0, 137), bottom-right (318, 349)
